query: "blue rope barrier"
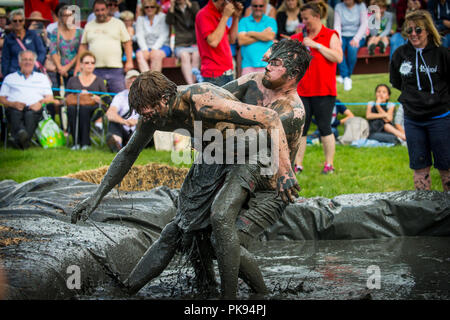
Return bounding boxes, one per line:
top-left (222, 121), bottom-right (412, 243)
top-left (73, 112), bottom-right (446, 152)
top-left (1, 82), bottom-right (403, 105)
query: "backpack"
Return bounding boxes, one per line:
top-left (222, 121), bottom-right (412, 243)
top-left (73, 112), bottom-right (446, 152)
top-left (337, 117), bottom-right (369, 145)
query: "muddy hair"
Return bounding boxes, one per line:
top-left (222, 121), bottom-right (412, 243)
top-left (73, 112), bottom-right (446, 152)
top-left (301, 0), bottom-right (328, 19)
top-left (128, 71), bottom-right (178, 115)
top-left (268, 39), bottom-right (312, 82)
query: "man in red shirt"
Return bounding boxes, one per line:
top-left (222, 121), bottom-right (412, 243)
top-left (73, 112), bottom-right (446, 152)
top-left (195, 0), bottom-right (242, 86)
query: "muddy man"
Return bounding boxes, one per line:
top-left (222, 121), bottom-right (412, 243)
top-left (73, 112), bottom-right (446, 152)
top-left (71, 40), bottom-right (311, 299)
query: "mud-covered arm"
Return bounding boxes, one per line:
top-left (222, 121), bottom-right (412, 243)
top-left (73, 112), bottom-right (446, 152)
top-left (71, 118), bottom-right (156, 223)
top-left (221, 72), bottom-right (260, 102)
top-left (281, 106), bottom-right (305, 169)
top-left (190, 88), bottom-right (300, 202)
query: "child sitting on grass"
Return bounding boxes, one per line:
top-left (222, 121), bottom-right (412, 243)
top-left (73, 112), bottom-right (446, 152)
top-left (366, 84), bottom-right (406, 143)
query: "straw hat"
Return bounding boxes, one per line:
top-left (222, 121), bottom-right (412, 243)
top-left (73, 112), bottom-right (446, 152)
top-left (26, 11), bottom-right (51, 26)
top-left (0, 8), bottom-right (7, 18)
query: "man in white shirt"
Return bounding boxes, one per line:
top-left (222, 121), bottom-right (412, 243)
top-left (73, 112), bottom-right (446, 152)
top-left (105, 69), bottom-right (140, 152)
top-left (0, 50), bottom-right (59, 149)
top-left (75, 0), bottom-right (133, 93)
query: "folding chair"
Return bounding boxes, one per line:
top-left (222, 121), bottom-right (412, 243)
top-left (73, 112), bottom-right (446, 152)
top-left (1, 105), bottom-right (7, 150)
top-left (90, 94), bottom-right (112, 147)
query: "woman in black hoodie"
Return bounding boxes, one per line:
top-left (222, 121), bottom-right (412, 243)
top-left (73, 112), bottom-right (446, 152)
top-left (390, 9), bottom-right (450, 192)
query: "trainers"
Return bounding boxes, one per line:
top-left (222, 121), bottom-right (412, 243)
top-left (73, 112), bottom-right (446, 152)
top-left (377, 41), bottom-right (386, 54)
top-left (343, 77), bottom-right (352, 91)
top-left (71, 145), bottom-right (80, 150)
top-left (322, 163), bottom-right (335, 174)
top-left (336, 75), bottom-right (344, 84)
top-left (81, 145), bottom-right (91, 151)
top-left (368, 43), bottom-right (376, 56)
top-left (106, 133), bottom-right (121, 153)
top-left (294, 164), bottom-right (303, 173)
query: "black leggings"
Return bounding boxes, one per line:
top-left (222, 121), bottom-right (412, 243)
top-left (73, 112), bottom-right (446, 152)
top-left (300, 96), bottom-right (336, 137)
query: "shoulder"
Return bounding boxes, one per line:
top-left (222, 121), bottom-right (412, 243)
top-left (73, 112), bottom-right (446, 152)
top-left (387, 102), bottom-right (396, 109)
top-left (2, 72), bottom-right (17, 83)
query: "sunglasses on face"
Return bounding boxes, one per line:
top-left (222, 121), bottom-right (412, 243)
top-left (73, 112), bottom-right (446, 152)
top-left (145, 5), bottom-right (156, 9)
top-left (406, 26), bottom-right (423, 35)
top-left (12, 19), bottom-right (24, 23)
top-left (252, 5), bottom-right (264, 8)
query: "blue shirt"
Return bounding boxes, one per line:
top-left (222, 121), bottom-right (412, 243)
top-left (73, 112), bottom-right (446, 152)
top-left (238, 14), bottom-right (277, 69)
top-left (1, 30), bottom-right (47, 77)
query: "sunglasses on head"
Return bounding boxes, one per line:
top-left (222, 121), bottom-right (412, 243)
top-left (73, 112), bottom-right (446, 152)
top-left (406, 26), bottom-right (423, 35)
top-left (252, 4), bottom-right (264, 8)
top-left (107, 2), bottom-right (118, 6)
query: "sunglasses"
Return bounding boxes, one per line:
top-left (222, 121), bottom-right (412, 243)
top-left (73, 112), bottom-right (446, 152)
top-left (12, 19), bottom-right (24, 23)
top-left (107, 3), bottom-right (118, 6)
top-left (252, 5), bottom-right (264, 8)
top-left (145, 5), bottom-right (156, 9)
top-left (406, 26), bottom-right (423, 35)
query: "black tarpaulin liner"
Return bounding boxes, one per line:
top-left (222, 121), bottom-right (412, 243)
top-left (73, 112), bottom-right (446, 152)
top-left (0, 177), bottom-right (448, 299)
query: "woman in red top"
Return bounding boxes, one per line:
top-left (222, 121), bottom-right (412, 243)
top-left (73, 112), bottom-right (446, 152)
top-left (291, 0), bottom-right (343, 174)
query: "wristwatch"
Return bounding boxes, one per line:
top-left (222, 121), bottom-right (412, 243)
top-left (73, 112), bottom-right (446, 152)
top-left (315, 43), bottom-right (322, 50)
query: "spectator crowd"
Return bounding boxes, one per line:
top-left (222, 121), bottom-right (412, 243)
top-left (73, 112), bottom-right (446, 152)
top-left (0, 0), bottom-right (448, 191)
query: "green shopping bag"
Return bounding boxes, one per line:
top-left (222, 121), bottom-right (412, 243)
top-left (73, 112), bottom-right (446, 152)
top-left (35, 108), bottom-right (66, 148)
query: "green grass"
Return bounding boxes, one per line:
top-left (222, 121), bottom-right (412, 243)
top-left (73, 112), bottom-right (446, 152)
top-left (0, 74), bottom-right (444, 198)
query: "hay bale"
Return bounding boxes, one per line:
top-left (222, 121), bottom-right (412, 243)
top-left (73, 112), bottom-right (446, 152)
top-left (66, 163), bottom-right (189, 191)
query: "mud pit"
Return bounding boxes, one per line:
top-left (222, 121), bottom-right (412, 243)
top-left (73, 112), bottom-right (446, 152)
top-left (0, 174), bottom-right (449, 300)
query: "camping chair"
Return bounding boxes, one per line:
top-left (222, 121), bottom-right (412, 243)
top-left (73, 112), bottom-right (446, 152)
top-left (1, 104), bottom-right (7, 151)
top-left (89, 94), bottom-right (112, 147)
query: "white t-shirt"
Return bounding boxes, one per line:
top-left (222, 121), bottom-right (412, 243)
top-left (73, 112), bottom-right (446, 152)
top-left (0, 71), bottom-right (53, 105)
top-left (135, 13), bottom-right (169, 51)
top-left (110, 89), bottom-right (139, 131)
top-left (81, 17), bottom-right (131, 68)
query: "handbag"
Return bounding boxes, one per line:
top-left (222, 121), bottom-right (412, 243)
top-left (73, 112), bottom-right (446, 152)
top-left (65, 93), bottom-right (97, 106)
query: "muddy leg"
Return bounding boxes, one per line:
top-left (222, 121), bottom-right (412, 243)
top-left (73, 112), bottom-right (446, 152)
top-left (189, 232), bottom-right (218, 294)
top-left (210, 177), bottom-right (248, 299)
top-left (414, 167), bottom-right (431, 190)
top-left (125, 221), bottom-right (181, 294)
top-left (438, 169), bottom-right (450, 192)
top-left (239, 246), bottom-right (268, 296)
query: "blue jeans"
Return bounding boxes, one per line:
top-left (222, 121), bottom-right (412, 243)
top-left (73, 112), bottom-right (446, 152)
top-left (442, 33), bottom-right (450, 48)
top-left (389, 32), bottom-right (408, 60)
top-left (338, 37), bottom-right (364, 79)
top-left (404, 115), bottom-right (450, 170)
top-left (94, 68), bottom-right (125, 93)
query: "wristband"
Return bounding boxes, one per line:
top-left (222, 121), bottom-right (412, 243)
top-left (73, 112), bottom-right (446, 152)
top-left (315, 43), bottom-right (322, 50)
